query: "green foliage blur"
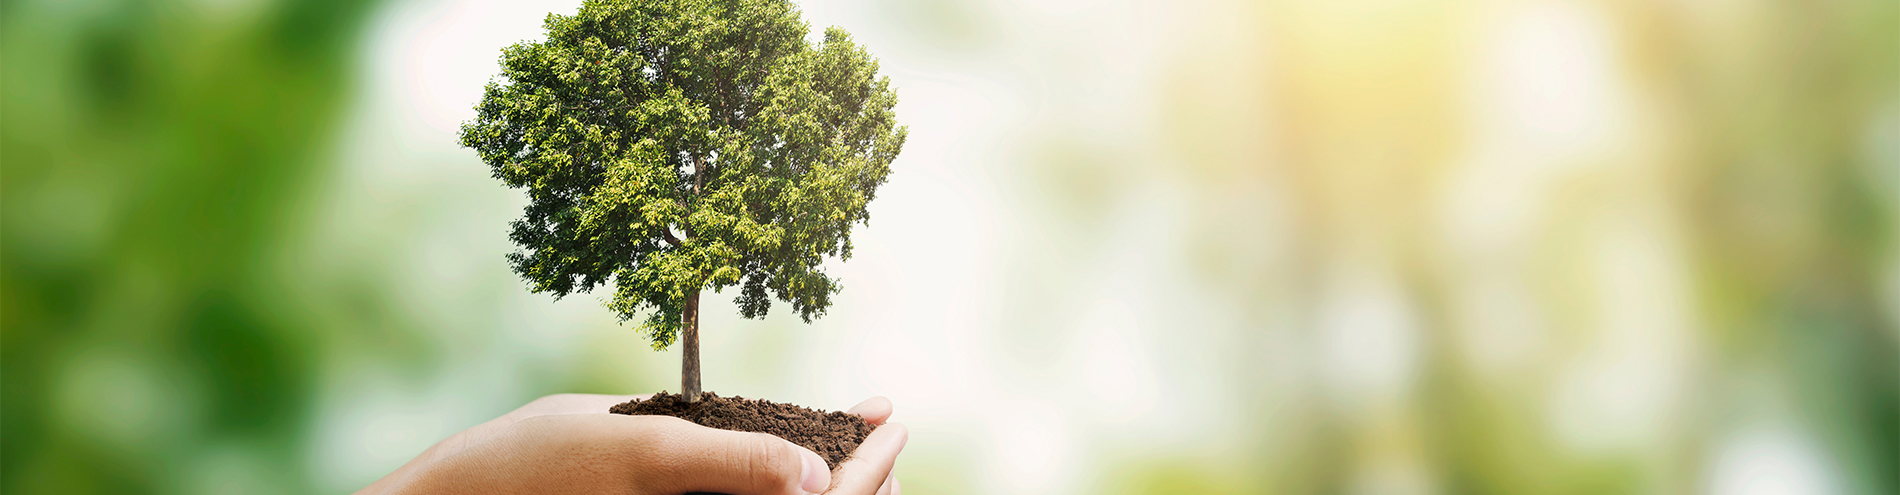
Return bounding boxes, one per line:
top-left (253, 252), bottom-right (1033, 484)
top-left (4, 0), bottom-right (383, 492)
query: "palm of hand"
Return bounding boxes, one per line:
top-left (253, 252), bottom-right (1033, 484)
top-left (358, 394), bottom-right (905, 495)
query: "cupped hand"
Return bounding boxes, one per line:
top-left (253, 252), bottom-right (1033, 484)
top-left (839, 397), bottom-right (904, 495)
top-left (356, 394), bottom-right (907, 495)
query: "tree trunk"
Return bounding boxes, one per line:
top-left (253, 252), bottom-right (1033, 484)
top-left (681, 289), bottom-right (702, 403)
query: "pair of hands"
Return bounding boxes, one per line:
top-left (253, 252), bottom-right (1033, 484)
top-left (357, 394), bottom-right (906, 495)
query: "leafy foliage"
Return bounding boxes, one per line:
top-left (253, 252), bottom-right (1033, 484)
top-left (460, 0), bottom-right (905, 349)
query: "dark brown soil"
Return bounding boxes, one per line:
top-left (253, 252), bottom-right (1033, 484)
top-left (608, 392), bottom-right (874, 470)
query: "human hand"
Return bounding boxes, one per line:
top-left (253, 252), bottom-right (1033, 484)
top-left (356, 393), bottom-right (907, 495)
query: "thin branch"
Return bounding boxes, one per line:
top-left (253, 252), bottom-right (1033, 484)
top-left (692, 152), bottom-right (703, 196)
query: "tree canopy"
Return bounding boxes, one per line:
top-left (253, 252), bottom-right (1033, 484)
top-left (460, 0), bottom-right (905, 349)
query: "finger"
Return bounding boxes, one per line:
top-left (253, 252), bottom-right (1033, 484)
top-left (826, 423), bottom-right (908, 495)
top-left (891, 477), bottom-right (902, 495)
top-left (623, 415), bottom-right (830, 495)
top-left (845, 396), bottom-right (893, 425)
top-left (874, 471), bottom-right (895, 495)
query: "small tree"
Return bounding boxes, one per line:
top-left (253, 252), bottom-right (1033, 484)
top-left (461, 0), bottom-right (904, 402)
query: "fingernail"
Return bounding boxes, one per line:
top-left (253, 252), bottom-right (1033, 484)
top-left (798, 447), bottom-right (829, 494)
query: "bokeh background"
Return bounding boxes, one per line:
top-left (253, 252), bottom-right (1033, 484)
top-left (5, 0), bottom-right (1897, 493)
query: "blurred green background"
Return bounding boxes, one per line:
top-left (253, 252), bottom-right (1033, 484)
top-left (3, 0), bottom-right (1896, 493)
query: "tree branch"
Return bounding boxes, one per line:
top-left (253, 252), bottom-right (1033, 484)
top-left (692, 152), bottom-right (703, 196)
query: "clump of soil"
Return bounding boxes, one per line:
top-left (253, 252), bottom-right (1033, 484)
top-left (609, 392), bottom-right (874, 470)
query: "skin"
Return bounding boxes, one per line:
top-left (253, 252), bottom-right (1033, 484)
top-left (357, 394), bottom-right (905, 495)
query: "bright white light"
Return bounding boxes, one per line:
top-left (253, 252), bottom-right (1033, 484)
top-left (1479, 1), bottom-right (1627, 156)
top-left (1550, 218), bottom-right (1692, 452)
top-left (309, 374), bottom-right (478, 491)
top-left (989, 399), bottom-right (1072, 493)
top-left (377, 0), bottom-right (583, 138)
top-left (1447, 2), bottom-right (1637, 256)
top-left (1076, 298), bottom-right (1159, 420)
top-left (1317, 263), bottom-right (1421, 403)
top-left (1707, 426), bottom-right (1842, 495)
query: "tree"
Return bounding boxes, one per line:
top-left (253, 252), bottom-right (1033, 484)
top-left (460, 0), bottom-right (904, 402)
